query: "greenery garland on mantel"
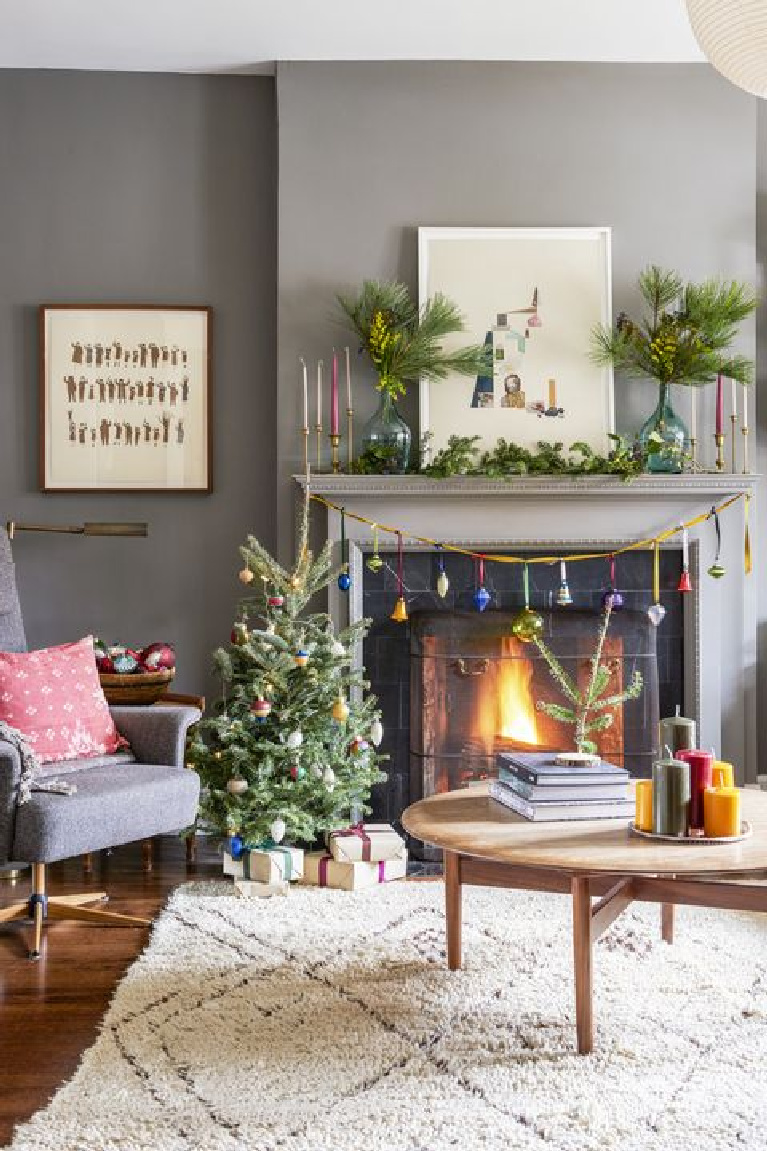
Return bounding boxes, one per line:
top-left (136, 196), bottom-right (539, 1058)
top-left (347, 432), bottom-right (665, 482)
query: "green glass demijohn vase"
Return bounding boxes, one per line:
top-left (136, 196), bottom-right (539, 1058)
top-left (361, 389), bottom-right (412, 474)
top-left (639, 382), bottom-right (688, 474)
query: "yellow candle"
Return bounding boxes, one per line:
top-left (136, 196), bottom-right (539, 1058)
top-left (712, 760), bottom-right (734, 789)
top-left (635, 779), bottom-right (653, 831)
top-left (703, 787), bottom-right (741, 838)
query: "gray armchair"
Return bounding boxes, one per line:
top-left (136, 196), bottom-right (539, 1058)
top-left (0, 527), bottom-right (200, 958)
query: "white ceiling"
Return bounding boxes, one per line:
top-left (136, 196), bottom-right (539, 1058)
top-left (1, 0), bottom-right (703, 74)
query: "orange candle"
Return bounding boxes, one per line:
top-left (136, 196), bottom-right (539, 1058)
top-left (635, 779), bottom-right (653, 831)
top-left (712, 760), bottom-right (734, 789)
top-left (703, 787), bottom-right (741, 838)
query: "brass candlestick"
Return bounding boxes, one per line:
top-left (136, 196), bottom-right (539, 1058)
top-left (329, 433), bottom-right (341, 474)
top-left (347, 407), bottom-right (354, 467)
top-left (730, 414), bottom-right (738, 473)
top-left (714, 432), bottom-right (725, 472)
top-left (689, 436), bottom-right (697, 470)
top-left (315, 423), bottom-right (322, 470)
top-left (742, 425), bottom-right (750, 474)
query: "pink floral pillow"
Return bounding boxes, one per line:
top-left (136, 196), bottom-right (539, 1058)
top-left (0, 636), bottom-right (127, 763)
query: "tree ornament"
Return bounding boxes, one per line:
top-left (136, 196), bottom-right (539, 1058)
top-left (290, 574), bottom-right (301, 590)
top-left (349, 736), bottom-right (369, 756)
top-left (323, 766), bottom-right (336, 787)
top-left (390, 530), bottom-right (408, 622)
top-left (290, 764), bottom-right (306, 780)
top-left (366, 523), bottom-right (383, 572)
top-left (332, 695), bottom-right (350, 723)
top-left (556, 559), bottom-right (573, 606)
top-left (310, 763), bottom-right (323, 779)
top-left (337, 566), bottom-right (352, 592)
top-left (473, 556), bottom-right (491, 612)
top-left (601, 555), bottom-right (624, 611)
top-left (213, 750), bottom-right (223, 760)
top-left (707, 505), bottom-right (725, 579)
top-left (294, 648), bottom-right (310, 668)
top-left (286, 730), bottom-right (303, 750)
top-left (370, 718), bottom-right (384, 747)
top-left (648, 540), bottom-right (666, 627)
top-left (250, 696), bottom-right (271, 721)
top-left (226, 777), bottom-right (248, 795)
top-left (330, 639), bottom-right (346, 658)
top-left (239, 566), bottom-right (254, 585)
top-left (270, 818), bottom-right (286, 844)
top-left (391, 596), bottom-right (408, 622)
top-left (511, 563), bottom-right (543, 642)
top-left (231, 621), bottom-right (249, 646)
top-left (436, 546), bottom-right (450, 598)
top-left (140, 642), bottom-right (176, 671)
top-left (229, 834), bottom-right (244, 860)
top-left (267, 594), bottom-right (285, 610)
top-left (678, 525), bottom-right (693, 593)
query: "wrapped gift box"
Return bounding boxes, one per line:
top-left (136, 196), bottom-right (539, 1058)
top-left (234, 878), bottom-right (289, 899)
top-left (223, 845), bottom-right (304, 884)
top-left (300, 850), bottom-right (407, 890)
top-left (327, 822), bottom-right (406, 864)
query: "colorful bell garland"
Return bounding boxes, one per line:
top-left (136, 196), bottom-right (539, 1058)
top-left (436, 545), bottom-right (450, 599)
top-left (647, 540), bottom-right (666, 627)
top-left (601, 555), bottom-right (624, 610)
top-left (678, 525), bottom-right (693, 593)
top-left (511, 564), bottom-right (543, 643)
top-left (391, 531), bottom-right (408, 622)
top-left (473, 556), bottom-right (491, 612)
top-left (337, 507), bottom-right (351, 592)
top-left (366, 523), bottom-right (383, 573)
top-left (556, 558), bottom-right (572, 606)
top-left (707, 505), bottom-right (725, 579)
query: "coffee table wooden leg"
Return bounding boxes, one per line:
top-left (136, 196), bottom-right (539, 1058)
top-left (572, 876), bottom-right (593, 1055)
top-left (445, 850), bottom-right (462, 971)
top-left (661, 902), bottom-right (675, 944)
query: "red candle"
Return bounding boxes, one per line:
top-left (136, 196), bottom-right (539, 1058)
top-left (715, 373), bottom-right (723, 436)
top-left (330, 351), bottom-right (339, 435)
top-left (676, 749), bottom-right (713, 831)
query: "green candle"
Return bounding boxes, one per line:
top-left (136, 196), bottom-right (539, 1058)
top-left (652, 757), bottom-right (690, 837)
top-left (659, 708), bottom-right (696, 756)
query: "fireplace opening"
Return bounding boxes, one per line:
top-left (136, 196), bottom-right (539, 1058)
top-left (410, 608), bottom-right (659, 807)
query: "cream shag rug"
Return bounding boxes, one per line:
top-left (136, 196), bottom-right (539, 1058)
top-left (9, 881), bottom-right (767, 1151)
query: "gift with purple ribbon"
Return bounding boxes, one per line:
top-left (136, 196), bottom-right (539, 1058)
top-left (301, 849), bottom-right (408, 890)
top-left (327, 821), bottom-right (406, 864)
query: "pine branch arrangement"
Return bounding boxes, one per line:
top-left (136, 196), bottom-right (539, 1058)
top-left (337, 279), bottom-right (492, 400)
top-left (591, 265), bottom-right (757, 388)
top-left (187, 498), bottom-right (387, 847)
top-left (533, 601), bottom-right (643, 754)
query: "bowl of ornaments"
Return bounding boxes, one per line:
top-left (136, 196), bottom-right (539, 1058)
top-left (95, 639), bottom-right (176, 704)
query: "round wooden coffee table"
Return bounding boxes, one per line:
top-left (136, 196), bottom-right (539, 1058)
top-left (402, 783), bottom-right (767, 1054)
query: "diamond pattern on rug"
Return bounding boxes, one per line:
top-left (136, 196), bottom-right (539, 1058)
top-left (8, 881), bottom-right (767, 1151)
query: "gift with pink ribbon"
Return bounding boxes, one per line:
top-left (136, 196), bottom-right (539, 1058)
top-left (301, 849), bottom-right (408, 890)
top-left (327, 821), bottom-right (406, 864)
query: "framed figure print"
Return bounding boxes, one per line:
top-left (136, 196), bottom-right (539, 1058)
top-left (418, 228), bottom-right (613, 459)
top-left (39, 304), bottom-right (212, 492)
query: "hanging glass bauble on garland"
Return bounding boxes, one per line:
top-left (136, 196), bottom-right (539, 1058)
top-left (511, 607), bottom-right (544, 643)
top-left (647, 602), bottom-right (666, 627)
top-left (556, 559), bottom-right (573, 606)
top-left (707, 505), bottom-right (725, 579)
top-left (601, 555), bottom-right (624, 610)
top-left (707, 562), bottom-right (726, 579)
top-left (366, 524), bottom-right (383, 572)
top-left (436, 546), bottom-right (449, 599)
top-left (473, 556), bottom-right (491, 612)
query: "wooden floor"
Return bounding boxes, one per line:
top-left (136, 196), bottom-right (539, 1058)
top-left (0, 837), bottom-right (221, 1147)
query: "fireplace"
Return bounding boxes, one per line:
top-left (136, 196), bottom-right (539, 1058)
top-left (410, 607), bottom-right (659, 806)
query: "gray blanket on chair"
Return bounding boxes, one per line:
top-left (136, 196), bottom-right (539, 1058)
top-left (0, 720), bottom-right (77, 802)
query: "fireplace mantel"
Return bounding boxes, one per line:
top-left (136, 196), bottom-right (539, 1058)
top-left (297, 472), bottom-right (758, 784)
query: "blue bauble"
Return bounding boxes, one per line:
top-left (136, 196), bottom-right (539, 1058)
top-left (473, 585), bottom-right (491, 612)
top-left (337, 570), bottom-right (351, 592)
top-left (229, 835), bottom-right (244, 860)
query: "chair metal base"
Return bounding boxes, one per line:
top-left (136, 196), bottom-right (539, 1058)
top-left (0, 863), bottom-right (151, 959)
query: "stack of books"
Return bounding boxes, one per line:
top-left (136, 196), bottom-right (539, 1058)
top-left (490, 751), bottom-right (633, 821)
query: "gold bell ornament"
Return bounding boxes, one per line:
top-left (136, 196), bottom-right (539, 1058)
top-left (332, 695), bottom-right (350, 723)
top-left (390, 596), bottom-right (408, 623)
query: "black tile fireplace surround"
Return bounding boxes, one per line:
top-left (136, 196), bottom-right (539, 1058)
top-left (362, 547), bottom-right (684, 832)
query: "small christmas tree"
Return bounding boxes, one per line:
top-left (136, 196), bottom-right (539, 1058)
top-left (189, 499), bottom-right (387, 847)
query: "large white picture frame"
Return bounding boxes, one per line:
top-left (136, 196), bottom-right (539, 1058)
top-left (418, 227), bottom-right (614, 460)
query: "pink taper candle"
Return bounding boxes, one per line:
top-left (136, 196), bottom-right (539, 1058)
top-left (715, 373), bottom-right (723, 436)
top-left (331, 351), bottom-right (339, 435)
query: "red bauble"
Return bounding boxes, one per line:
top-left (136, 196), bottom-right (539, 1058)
top-left (96, 655), bottom-right (115, 674)
top-left (140, 642), bottom-right (176, 671)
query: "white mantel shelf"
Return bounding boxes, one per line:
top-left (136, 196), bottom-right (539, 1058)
top-left (297, 473), bottom-right (758, 500)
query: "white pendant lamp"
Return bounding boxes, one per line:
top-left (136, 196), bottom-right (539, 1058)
top-left (686, 1), bottom-right (767, 99)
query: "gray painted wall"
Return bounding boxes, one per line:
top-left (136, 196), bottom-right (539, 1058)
top-left (0, 71), bottom-right (276, 698)
top-left (276, 61), bottom-right (756, 557)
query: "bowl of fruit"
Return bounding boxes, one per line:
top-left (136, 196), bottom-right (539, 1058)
top-left (96, 640), bottom-right (176, 704)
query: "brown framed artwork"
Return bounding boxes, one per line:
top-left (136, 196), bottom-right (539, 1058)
top-left (39, 304), bottom-right (212, 492)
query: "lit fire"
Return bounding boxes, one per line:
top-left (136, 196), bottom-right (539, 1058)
top-left (497, 638), bottom-right (539, 745)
